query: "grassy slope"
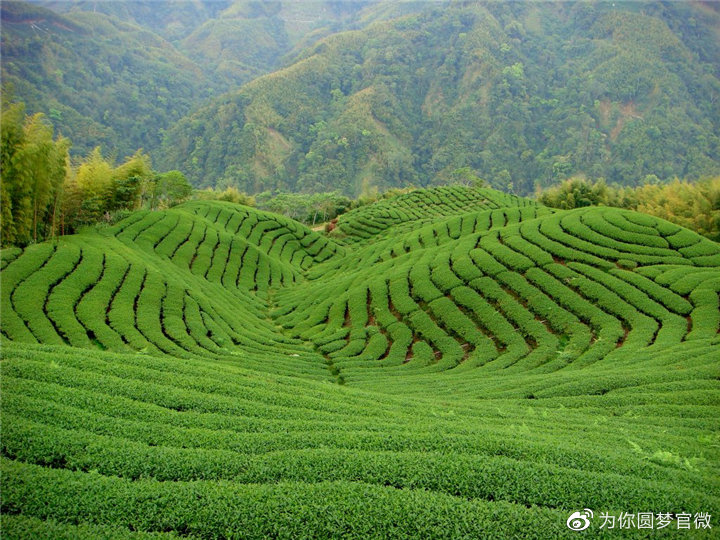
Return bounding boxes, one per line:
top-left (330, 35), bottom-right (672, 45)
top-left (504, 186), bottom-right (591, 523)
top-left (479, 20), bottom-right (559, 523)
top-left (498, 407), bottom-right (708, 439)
top-left (1, 187), bottom-right (719, 538)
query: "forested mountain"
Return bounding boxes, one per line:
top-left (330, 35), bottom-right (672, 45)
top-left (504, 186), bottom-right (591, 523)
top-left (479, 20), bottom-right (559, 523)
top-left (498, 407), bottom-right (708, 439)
top-left (36, 0), bottom-right (235, 41)
top-left (32, 1), bottom-right (387, 86)
top-left (2, 1), bottom-right (214, 157)
top-left (160, 1), bottom-right (720, 196)
top-left (4, 1), bottom-right (719, 195)
top-left (3, 0), bottom-right (425, 158)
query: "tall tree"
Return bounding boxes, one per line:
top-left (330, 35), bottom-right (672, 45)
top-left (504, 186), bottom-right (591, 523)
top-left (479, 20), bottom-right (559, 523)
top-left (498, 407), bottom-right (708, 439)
top-left (0, 101), bottom-right (27, 246)
top-left (1, 100), bottom-right (69, 246)
top-left (21, 114), bottom-right (70, 241)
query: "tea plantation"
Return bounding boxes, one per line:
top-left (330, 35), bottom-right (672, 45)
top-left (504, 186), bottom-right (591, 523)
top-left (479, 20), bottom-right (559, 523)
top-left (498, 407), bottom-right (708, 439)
top-left (1, 186), bottom-right (719, 538)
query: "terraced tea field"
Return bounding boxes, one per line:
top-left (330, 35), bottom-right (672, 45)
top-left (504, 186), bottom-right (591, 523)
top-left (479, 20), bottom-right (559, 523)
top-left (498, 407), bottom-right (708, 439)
top-left (1, 186), bottom-right (719, 538)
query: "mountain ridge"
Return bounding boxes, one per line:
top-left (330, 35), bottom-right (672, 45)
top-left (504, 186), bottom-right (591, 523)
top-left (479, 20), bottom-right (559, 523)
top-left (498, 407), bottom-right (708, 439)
top-left (2, 0), bottom-right (431, 158)
top-left (160, 1), bottom-right (720, 195)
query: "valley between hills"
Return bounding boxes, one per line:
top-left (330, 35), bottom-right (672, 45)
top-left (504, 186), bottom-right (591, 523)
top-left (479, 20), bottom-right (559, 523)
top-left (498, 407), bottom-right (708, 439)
top-left (1, 186), bottom-right (718, 537)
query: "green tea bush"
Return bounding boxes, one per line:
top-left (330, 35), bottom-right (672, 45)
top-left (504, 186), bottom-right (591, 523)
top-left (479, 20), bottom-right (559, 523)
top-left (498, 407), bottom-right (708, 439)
top-left (2, 187), bottom-right (719, 538)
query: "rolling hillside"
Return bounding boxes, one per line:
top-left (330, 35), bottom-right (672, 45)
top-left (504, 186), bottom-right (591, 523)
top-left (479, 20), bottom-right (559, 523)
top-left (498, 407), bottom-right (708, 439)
top-left (160, 1), bottom-right (720, 195)
top-left (1, 187), bottom-right (719, 537)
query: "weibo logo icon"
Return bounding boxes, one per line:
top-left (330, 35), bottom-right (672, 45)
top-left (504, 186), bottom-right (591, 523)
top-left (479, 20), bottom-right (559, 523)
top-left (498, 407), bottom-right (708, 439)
top-left (567, 509), bottom-right (594, 531)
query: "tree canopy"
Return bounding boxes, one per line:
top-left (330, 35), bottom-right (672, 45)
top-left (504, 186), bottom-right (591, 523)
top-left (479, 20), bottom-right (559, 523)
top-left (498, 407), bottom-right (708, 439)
top-left (159, 2), bottom-right (720, 196)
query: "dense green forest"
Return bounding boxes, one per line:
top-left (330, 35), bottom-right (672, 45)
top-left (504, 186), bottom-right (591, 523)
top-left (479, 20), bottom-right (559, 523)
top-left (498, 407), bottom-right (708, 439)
top-left (5, 2), bottom-right (719, 195)
top-left (0, 97), bottom-right (363, 247)
top-left (3, 1), bottom-right (720, 228)
top-left (3, 92), bottom-right (719, 247)
top-left (2, 1), bottom-right (215, 157)
top-left (2, 0), bottom-right (426, 158)
top-left (160, 1), bottom-right (720, 196)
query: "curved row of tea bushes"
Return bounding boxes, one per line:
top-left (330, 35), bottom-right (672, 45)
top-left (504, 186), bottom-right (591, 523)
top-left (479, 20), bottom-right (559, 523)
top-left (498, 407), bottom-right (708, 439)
top-left (275, 200), bottom-right (720, 385)
top-left (335, 186), bottom-right (542, 241)
top-left (2, 187), bottom-right (718, 538)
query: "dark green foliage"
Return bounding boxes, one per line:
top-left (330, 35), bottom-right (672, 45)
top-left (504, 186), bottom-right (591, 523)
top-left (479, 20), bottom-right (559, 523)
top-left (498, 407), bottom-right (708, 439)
top-left (149, 171), bottom-right (192, 209)
top-left (2, 1), bottom-right (429, 161)
top-left (161, 2), bottom-right (720, 195)
top-left (0, 1), bottom-right (215, 157)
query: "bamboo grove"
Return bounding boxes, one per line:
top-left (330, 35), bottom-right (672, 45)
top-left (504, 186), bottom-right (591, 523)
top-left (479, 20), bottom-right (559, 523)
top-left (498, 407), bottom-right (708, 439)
top-left (1, 100), bottom-right (193, 247)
